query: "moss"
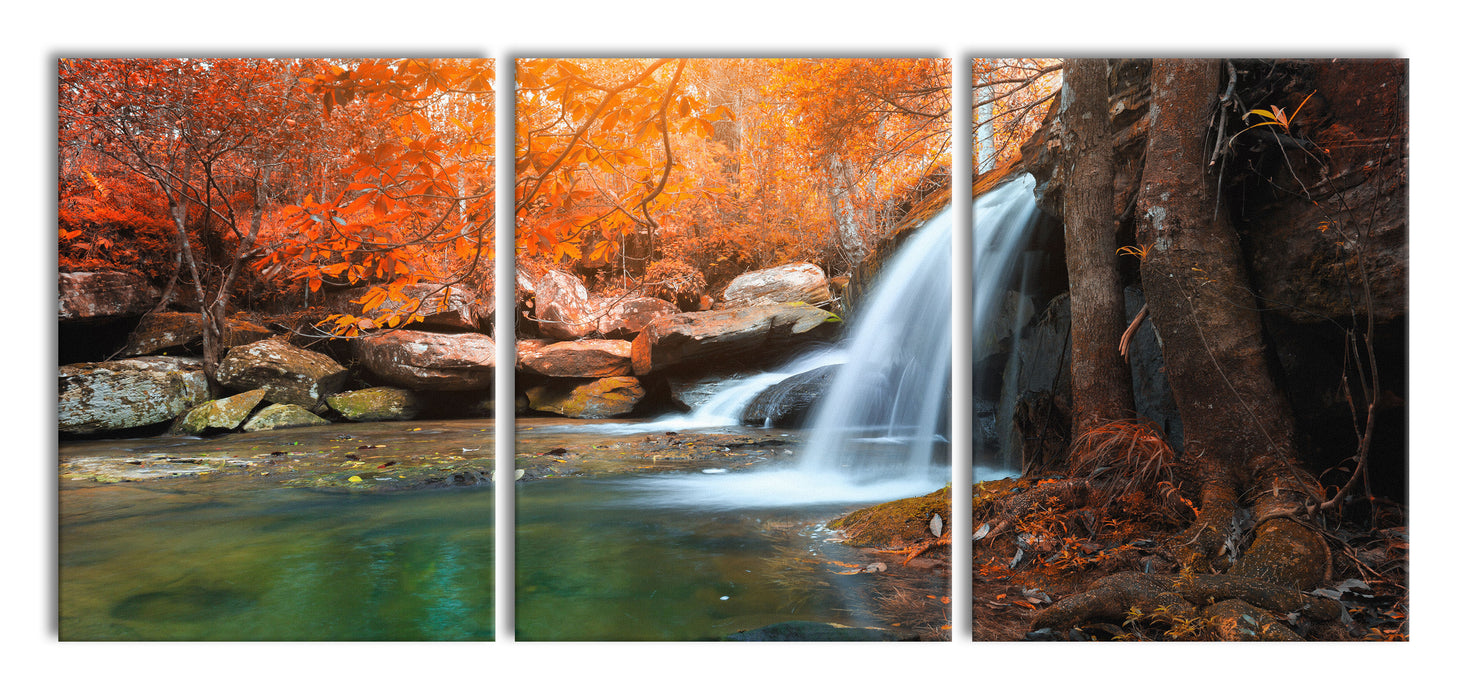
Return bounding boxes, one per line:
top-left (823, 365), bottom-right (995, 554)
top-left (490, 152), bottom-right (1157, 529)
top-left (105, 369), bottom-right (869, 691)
top-left (829, 486), bottom-right (952, 548)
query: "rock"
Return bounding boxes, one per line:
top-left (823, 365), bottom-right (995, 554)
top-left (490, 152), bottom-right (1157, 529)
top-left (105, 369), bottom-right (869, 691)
top-left (740, 365), bottom-right (839, 427)
top-left (240, 403), bottom-right (332, 432)
top-left (519, 339), bottom-right (633, 378)
top-left (534, 269), bottom-right (597, 340)
top-left (173, 388), bottom-right (268, 435)
top-left (58, 270), bottom-right (156, 321)
top-left (594, 295), bottom-right (678, 339)
top-left (326, 387), bottom-right (422, 422)
top-left (355, 330), bottom-right (495, 390)
top-left (523, 376), bottom-right (645, 418)
top-left (631, 303), bottom-right (840, 375)
top-left (59, 356), bottom-right (212, 435)
top-left (721, 262), bottom-right (831, 308)
top-left (723, 621), bottom-right (918, 642)
top-left (120, 312), bottom-right (201, 356)
top-left (326, 283), bottom-right (491, 331)
top-left (665, 371), bottom-right (751, 411)
top-left (119, 312), bottom-right (275, 357)
top-left (216, 337), bottom-right (349, 413)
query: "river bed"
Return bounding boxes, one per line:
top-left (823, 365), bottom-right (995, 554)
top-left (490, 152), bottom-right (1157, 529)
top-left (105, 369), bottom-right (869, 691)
top-left (58, 416), bottom-right (954, 641)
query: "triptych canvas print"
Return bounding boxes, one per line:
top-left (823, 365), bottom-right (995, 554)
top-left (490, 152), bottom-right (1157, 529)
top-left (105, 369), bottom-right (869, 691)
top-left (57, 57), bottom-right (1408, 643)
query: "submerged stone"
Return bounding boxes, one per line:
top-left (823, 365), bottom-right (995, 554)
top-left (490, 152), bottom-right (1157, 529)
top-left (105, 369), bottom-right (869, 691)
top-left (723, 620), bottom-right (917, 641)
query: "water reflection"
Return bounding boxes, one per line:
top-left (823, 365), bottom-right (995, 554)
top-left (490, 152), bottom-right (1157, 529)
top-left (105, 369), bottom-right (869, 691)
top-left (59, 480), bottom-right (494, 640)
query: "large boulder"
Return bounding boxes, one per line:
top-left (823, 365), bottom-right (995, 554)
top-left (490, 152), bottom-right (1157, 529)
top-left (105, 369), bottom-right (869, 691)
top-left (173, 388), bottom-right (268, 435)
top-left (216, 337), bottom-right (349, 413)
top-left (631, 303), bottom-right (840, 375)
top-left (534, 269), bottom-right (598, 340)
top-left (721, 263), bottom-right (831, 308)
top-left (740, 365), bottom-right (839, 428)
top-left (58, 270), bottom-right (156, 322)
top-left (519, 339), bottom-right (633, 378)
top-left (59, 356), bottom-right (212, 435)
top-left (594, 296), bottom-right (679, 339)
top-left (326, 387), bottom-right (422, 422)
top-left (354, 330), bottom-right (495, 390)
top-left (523, 376), bottom-right (645, 418)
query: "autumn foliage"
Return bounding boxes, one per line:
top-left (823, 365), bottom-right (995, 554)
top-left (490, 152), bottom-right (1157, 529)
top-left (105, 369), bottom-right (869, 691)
top-left (58, 57), bottom-right (990, 346)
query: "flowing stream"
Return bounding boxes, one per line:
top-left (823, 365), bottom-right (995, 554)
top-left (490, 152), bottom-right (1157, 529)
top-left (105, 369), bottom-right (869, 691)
top-left (58, 176), bottom-right (1040, 641)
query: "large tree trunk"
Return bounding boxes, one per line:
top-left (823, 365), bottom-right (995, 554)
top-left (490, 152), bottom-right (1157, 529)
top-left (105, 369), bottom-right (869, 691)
top-left (1061, 58), bottom-right (1134, 437)
top-left (1027, 59), bottom-right (1338, 639)
top-left (1135, 59), bottom-right (1327, 581)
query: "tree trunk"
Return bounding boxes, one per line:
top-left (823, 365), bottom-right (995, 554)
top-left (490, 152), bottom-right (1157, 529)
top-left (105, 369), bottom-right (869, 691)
top-left (1135, 59), bottom-right (1326, 577)
top-left (1061, 58), bottom-right (1134, 437)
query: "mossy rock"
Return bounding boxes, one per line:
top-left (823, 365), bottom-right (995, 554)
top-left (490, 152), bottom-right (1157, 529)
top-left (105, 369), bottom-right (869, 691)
top-left (241, 403), bottom-right (332, 432)
top-left (326, 387), bottom-right (422, 422)
top-left (829, 486), bottom-right (952, 548)
top-left (174, 388), bottom-right (268, 435)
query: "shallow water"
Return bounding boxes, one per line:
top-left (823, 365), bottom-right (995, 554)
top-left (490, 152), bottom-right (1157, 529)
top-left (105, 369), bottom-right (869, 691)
top-left (59, 479), bottom-right (494, 640)
top-left (515, 475), bottom-right (892, 641)
top-left (59, 421), bottom-right (496, 641)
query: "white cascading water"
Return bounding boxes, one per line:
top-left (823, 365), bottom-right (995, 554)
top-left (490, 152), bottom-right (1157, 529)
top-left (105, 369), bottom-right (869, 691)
top-left (620, 175), bottom-right (1041, 508)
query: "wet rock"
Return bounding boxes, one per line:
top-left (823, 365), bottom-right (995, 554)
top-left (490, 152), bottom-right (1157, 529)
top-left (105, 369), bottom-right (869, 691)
top-left (58, 270), bottom-right (156, 322)
top-left (59, 356), bottom-right (212, 435)
top-left (740, 365), bottom-right (839, 427)
top-left (720, 262), bottom-right (831, 308)
top-left (534, 269), bottom-right (598, 340)
top-left (354, 330), bottom-right (495, 390)
top-left (723, 620), bottom-right (918, 641)
top-left (631, 303), bottom-right (840, 375)
top-left (327, 387), bottom-right (423, 422)
top-left (519, 339), bottom-right (633, 378)
top-left (174, 388), bottom-right (268, 435)
top-left (240, 403), bottom-right (332, 432)
top-left (523, 376), bottom-right (645, 418)
top-left (216, 337), bottom-right (349, 413)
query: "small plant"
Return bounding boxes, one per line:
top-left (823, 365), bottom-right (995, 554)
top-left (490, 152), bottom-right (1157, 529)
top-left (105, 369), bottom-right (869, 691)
top-left (1229, 90), bottom-right (1316, 147)
top-left (1068, 418), bottom-right (1176, 503)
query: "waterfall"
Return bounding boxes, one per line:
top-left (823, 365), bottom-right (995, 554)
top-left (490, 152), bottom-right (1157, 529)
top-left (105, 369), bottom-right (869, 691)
top-left (797, 174), bottom-right (1040, 487)
top-left (618, 175), bottom-right (1041, 508)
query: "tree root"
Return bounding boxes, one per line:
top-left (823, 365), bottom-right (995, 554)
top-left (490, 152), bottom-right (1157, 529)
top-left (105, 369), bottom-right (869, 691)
top-left (1029, 569), bottom-right (1341, 640)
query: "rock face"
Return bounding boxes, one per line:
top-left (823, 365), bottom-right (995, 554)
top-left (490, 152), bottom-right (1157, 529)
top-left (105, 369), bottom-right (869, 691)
top-left (519, 339), bottom-right (633, 378)
top-left (740, 365), bottom-right (839, 428)
top-left (534, 269), bottom-right (598, 340)
top-left (721, 263), bottom-right (831, 308)
top-left (355, 330), bottom-right (495, 390)
top-left (119, 312), bottom-right (275, 357)
top-left (58, 270), bottom-right (156, 321)
top-left (216, 337), bottom-right (349, 413)
top-left (631, 303), bottom-right (840, 375)
top-left (524, 376), bottom-right (645, 418)
top-left (241, 403), bottom-right (331, 432)
top-left (326, 387), bottom-right (422, 422)
top-left (174, 388), bottom-right (268, 435)
top-left (59, 356), bottom-right (212, 435)
top-left (594, 296), bottom-right (678, 338)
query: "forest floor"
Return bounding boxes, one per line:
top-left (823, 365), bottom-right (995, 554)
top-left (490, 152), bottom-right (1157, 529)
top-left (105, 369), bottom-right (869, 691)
top-left (841, 478), bottom-right (1410, 641)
